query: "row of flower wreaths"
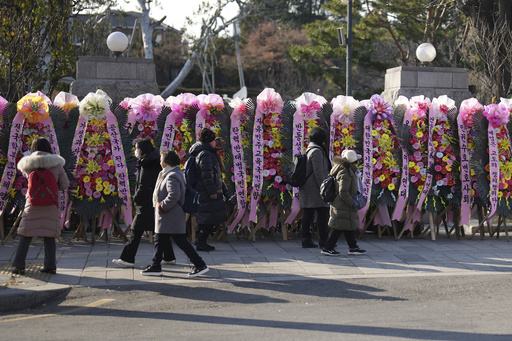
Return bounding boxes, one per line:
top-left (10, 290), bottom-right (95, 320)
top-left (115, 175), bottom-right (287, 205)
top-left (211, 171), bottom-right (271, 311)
top-left (0, 89), bottom-right (507, 233)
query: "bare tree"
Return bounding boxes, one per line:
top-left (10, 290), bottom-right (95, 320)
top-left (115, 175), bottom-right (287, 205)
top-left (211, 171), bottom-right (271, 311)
top-left (136, 0), bottom-right (166, 59)
top-left (457, 0), bottom-right (512, 100)
top-left (161, 0), bottom-right (257, 97)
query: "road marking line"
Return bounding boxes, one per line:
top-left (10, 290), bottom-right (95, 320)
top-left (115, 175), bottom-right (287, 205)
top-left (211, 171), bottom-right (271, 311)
top-left (0, 299), bottom-right (116, 323)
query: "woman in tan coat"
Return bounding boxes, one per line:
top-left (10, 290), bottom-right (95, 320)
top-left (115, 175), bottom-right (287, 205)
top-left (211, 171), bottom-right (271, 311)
top-left (321, 150), bottom-right (366, 256)
top-left (12, 138), bottom-right (69, 274)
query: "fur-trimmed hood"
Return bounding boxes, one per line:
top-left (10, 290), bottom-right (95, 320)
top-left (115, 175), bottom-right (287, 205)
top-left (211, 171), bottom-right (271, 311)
top-left (330, 156), bottom-right (356, 178)
top-left (17, 151), bottom-right (65, 175)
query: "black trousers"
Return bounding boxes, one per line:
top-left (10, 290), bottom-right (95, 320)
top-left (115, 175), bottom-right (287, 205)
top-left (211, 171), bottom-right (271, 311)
top-left (152, 233), bottom-right (206, 269)
top-left (325, 229), bottom-right (358, 250)
top-left (13, 236), bottom-right (56, 270)
top-left (301, 207), bottom-right (329, 243)
top-left (120, 229), bottom-right (175, 263)
top-left (195, 224), bottom-right (216, 244)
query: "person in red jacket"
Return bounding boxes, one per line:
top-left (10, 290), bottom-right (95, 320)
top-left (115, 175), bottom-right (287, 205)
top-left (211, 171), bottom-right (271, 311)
top-left (12, 138), bottom-right (70, 275)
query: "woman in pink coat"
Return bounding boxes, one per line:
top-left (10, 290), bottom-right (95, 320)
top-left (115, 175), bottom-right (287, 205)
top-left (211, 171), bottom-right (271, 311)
top-left (12, 138), bottom-right (69, 275)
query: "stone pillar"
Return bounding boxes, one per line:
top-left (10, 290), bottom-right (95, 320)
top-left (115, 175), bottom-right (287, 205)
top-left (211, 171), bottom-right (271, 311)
top-left (380, 66), bottom-right (472, 107)
top-left (70, 56), bottom-right (160, 103)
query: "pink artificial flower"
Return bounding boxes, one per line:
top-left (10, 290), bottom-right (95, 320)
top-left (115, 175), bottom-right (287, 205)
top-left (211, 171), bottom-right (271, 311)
top-left (459, 98), bottom-right (483, 128)
top-left (409, 95), bottom-right (431, 119)
top-left (257, 88), bottom-right (284, 115)
top-left (483, 104), bottom-right (509, 128)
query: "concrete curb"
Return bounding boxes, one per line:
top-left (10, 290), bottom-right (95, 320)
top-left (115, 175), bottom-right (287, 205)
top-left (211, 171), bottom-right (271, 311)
top-left (0, 284), bottom-right (71, 313)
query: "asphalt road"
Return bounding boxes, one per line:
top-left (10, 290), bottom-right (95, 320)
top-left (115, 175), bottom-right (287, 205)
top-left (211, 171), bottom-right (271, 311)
top-left (1, 274), bottom-right (511, 340)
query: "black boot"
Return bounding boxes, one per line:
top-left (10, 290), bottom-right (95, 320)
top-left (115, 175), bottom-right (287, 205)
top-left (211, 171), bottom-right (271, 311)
top-left (195, 225), bottom-right (216, 252)
top-left (302, 238), bottom-right (318, 248)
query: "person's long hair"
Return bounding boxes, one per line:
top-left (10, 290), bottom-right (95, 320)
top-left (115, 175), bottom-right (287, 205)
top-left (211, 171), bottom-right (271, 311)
top-left (30, 137), bottom-right (53, 154)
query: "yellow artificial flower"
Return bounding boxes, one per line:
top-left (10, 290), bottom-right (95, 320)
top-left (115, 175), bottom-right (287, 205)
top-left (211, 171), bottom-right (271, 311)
top-left (413, 115), bottom-right (418, 120)
top-left (83, 176), bottom-right (90, 183)
top-left (417, 131), bottom-right (423, 138)
top-left (104, 189), bottom-right (111, 195)
top-left (498, 191), bottom-right (503, 198)
top-left (379, 174), bottom-right (386, 182)
top-left (180, 125), bottom-right (187, 132)
top-left (100, 197), bottom-right (106, 204)
top-left (442, 156), bottom-right (448, 162)
top-left (418, 185), bottom-right (424, 192)
top-left (88, 196), bottom-right (93, 202)
top-left (446, 165), bottom-right (452, 172)
top-left (333, 141), bottom-right (341, 147)
top-left (103, 181), bottom-right (109, 188)
top-left (108, 160), bottom-right (114, 166)
top-left (433, 141), bottom-right (438, 147)
top-left (86, 161), bottom-right (101, 173)
top-left (342, 128), bottom-right (348, 134)
top-left (96, 184), bottom-right (103, 191)
top-left (95, 177), bottom-right (103, 184)
top-left (373, 158), bottom-right (377, 165)
top-left (372, 130), bottom-right (378, 136)
top-left (409, 161), bottom-right (415, 168)
top-left (388, 183), bottom-right (395, 191)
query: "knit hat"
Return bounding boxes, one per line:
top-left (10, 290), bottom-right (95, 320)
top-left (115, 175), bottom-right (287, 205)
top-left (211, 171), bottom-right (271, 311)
top-left (341, 149), bottom-right (358, 163)
top-left (199, 128), bottom-right (216, 143)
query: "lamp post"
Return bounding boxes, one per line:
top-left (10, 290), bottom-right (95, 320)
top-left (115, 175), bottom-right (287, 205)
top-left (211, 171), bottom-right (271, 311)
top-left (107, 31), bottom-right (129, 58)
top-left (346, 0), bottom-right (352, 96)
top-left (416, 42), bottom-right (436, 66)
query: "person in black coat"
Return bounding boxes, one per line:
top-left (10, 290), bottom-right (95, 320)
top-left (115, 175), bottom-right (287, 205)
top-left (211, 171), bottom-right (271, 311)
top-left (188, 128), bottom-right (227, 251)
top-left (112, 138), bottom-right (175, 267)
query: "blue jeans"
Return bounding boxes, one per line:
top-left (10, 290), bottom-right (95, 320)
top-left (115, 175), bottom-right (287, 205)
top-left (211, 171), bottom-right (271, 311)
top-left (13, 236), bottom-right (56, 270)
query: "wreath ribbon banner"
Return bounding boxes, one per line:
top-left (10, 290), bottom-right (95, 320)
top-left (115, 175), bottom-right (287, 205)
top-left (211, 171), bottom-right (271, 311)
top-left (106, 111), bottom-right (133, 227)
top-left (284, 112), bottom-right (304, 225)
top-left (160, 112), bottom-right (177, 151)
top-left (457, 115), bottom-right (472, 226)
top-left (228, 117), bottom-right (248, 232)
top-left (0, 113), bottom-right (24, 216)
top-left (416, 114), bottom-right (436, 211)
top-left (359, 113), bottom-right (373, 225)
top-left (488, 127), bottom-right (499, 220)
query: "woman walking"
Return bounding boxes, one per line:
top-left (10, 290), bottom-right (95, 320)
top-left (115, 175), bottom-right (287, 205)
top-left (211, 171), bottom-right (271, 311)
top-left (113, 138), bottom-right (176, 267)
top-left (321, 150), bottom-right (366, 256)
top-left (12, 137), bottom-right (70, 274)
top-left (141, 150), bottom-right (209, 277)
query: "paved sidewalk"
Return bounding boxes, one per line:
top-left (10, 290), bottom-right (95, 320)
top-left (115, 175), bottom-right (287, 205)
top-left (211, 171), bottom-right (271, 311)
top-left (1, 229), bottom-right (512, 312)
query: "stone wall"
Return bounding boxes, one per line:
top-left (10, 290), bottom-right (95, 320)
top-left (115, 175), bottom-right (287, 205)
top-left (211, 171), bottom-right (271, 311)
top-left (381, 66), bottom-right (472, 107)
top-left (70, 56), bottom-right (160, 103)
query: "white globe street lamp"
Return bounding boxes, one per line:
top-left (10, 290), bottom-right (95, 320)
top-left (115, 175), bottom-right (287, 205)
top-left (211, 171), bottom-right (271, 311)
top-left (107, 32), bottom-right (129, 57)
top-left (416, 43), bottom-right (436, 65)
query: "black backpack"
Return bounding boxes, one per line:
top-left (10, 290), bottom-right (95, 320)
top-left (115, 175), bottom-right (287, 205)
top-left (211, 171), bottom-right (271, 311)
top-left (320, 175), bottom-right (338, 203)
top-left (178, 172), bottom-right (200, 214)
top-left (184, 155), bottom-right (199, 188)
top-left (287, 146), bottom-right (319, 187)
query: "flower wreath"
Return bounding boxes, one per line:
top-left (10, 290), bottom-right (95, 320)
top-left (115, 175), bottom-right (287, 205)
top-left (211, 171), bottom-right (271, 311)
top-left (330, 95), bottom-right (359, 159)
top-left (227, 97), bottom-right (254, 232)
top-left (0, 92), bottom-right (60, 216)
top-left (71, 90), bottom-right (132, 227)
top-left (391, 95), bottom-right (430, 227)
top-left (284, 92), bottom-right (327, 225)
top-left (456, 98), bottom-right (484, 225)
top-left (162, 93), bottom-right (198, 167)
top-left (425, 95), bottom-right (460, 214)
top-left (473, 102), bottom-right (512, 218)
top-left (127, 93), bottom-right (164, 146)
top-left (249, 88), bottom-right (286, 224)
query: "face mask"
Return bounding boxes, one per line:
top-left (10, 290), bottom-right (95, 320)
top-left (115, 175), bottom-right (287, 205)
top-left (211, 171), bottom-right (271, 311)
top-left (135, 149), bottom-right (141, 159)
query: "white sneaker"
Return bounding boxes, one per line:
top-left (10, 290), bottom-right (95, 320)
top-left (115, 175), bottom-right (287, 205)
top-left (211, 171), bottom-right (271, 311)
top-left (161, 260), bottom-right (176, 265)
top-left (112, 259), bottom-right (134, 267)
